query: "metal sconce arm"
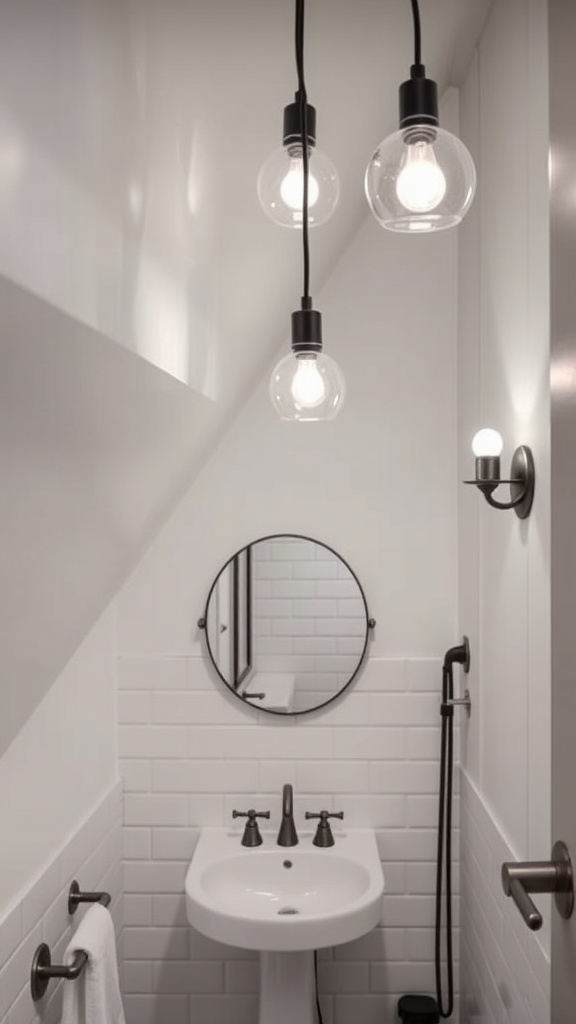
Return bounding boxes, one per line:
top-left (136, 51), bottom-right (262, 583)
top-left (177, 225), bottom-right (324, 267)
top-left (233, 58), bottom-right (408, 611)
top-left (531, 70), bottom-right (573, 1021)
top-left (479, 485), bottom-right (529, 513)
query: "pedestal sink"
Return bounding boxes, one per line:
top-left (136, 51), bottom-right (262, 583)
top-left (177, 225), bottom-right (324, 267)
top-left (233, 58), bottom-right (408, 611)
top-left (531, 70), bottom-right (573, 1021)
top-left (185, 828), bottom-right (384, 1024)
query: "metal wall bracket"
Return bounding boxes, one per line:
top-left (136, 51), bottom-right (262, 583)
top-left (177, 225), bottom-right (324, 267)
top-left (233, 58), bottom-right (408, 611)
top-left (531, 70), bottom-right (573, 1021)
top-left (443, 689), bottom-right (472, 717)
top-left (501, 840), bottom-right (574, 931)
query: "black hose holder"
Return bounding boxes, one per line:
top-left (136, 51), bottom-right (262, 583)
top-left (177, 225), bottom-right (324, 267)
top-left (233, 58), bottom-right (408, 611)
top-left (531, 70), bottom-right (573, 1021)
top-left (398, 993), bottom-right (440, 1022)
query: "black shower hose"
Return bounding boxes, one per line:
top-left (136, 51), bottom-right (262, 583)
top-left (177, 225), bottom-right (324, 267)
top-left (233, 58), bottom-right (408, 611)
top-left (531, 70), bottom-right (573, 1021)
top-left (435, 659), bottom-right (455, 1018)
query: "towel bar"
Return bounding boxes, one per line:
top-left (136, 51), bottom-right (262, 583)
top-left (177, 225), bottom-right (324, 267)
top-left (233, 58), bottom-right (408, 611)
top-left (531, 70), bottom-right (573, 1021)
top-left (30, 881), bottom-right (111, 1000)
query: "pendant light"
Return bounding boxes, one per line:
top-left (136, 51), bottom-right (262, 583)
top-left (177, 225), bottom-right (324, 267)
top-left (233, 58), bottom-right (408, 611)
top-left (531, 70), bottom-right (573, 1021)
top-left (269, 0), bottom-right (345, 421)
top-left (365, 0), bottom-right (476, 233)
top-left (257, 2), bottom-right (339, 228)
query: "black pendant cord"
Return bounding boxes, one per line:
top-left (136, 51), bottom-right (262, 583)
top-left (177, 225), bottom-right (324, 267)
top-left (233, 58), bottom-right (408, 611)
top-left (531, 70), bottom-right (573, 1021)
top-left (410, 0), bottom-right (422, 66)
top-left (435, 663), bottom-right (454, 1018)
top-left (294, 0), bottom-right (310, 303)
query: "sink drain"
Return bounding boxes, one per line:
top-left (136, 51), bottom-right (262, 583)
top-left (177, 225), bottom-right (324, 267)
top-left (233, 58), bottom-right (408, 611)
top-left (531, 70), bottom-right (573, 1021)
top-left (278, 907), bottom-right (299, 915)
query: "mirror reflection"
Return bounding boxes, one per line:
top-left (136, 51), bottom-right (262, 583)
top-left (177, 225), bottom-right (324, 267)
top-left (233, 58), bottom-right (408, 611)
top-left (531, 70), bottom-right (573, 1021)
top-left (203, 534), bottom-right (370, 714)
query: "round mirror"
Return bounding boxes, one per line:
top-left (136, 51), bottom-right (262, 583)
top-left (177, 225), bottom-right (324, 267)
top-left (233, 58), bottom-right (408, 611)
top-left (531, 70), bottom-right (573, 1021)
top-left (200, 534), bottom-right (371, 715)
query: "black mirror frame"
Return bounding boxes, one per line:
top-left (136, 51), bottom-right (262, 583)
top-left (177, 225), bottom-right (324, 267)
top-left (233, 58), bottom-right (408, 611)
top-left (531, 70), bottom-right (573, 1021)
top-left (199, 533), bottom-right (374, 716)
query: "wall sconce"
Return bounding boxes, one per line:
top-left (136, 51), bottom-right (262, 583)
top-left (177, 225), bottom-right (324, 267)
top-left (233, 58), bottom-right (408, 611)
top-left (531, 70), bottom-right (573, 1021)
top-left (465, 429), bottom-right (535, 519)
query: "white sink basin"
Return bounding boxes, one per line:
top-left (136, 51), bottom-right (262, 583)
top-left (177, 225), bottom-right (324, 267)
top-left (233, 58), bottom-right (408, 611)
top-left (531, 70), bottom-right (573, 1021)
top-left (185, 828), bottom-right (384, 951)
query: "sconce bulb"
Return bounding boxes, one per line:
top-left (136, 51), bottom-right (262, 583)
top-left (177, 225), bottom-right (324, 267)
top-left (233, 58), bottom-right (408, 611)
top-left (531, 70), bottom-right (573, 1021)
top-left (472, 429), bottom-right (504, 458)
top-left (396, 140), bottom-right (447, 212)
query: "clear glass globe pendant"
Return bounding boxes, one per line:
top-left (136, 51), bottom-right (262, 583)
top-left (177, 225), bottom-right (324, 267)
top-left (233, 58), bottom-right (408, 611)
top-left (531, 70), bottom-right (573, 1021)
top-left (270, 303), bottom-right (345, 421)
top-left (266, 0), bottom-right (345, 421)
top-left (258, 94), bottom-right (339, 228)
top-left (365, 66), bottom-right (476, 233)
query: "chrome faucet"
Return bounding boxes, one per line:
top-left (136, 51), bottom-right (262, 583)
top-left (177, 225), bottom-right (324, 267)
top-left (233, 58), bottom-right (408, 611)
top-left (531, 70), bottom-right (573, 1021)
top-left (276, 784), bottom-right (298, 846)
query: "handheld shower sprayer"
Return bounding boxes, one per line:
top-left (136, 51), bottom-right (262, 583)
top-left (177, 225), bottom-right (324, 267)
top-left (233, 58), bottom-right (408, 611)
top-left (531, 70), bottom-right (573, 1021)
top-left (436, 635), bottom-right (470, 1018)
top-left (399, 637), bottom-right (471, 1023)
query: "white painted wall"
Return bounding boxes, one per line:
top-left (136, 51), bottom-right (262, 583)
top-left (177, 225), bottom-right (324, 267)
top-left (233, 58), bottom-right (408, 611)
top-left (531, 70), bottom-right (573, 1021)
top-left (457, 0), bottom-right (550, 1020)
top-left (0, 607), bottom-right (117, 913)
top-left (116, 205), bottom-right (461, 1023)
top-left (117, 210), bottom-right (459, 663)
top-left (0, 0), bottom-right (483, 393)
top-left (0, 0), bottom-right (489, 763)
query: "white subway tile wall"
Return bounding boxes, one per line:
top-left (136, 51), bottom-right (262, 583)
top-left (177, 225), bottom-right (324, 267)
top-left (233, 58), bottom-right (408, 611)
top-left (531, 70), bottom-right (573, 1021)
top-left (0, 782), bottom-right (122, 1024)
top-left (460, 771), bottom-right (549, 1024)
top-left (252, 540), bottom-right (366, 710)
top-left (120, 654), bottom-right (462, 1024)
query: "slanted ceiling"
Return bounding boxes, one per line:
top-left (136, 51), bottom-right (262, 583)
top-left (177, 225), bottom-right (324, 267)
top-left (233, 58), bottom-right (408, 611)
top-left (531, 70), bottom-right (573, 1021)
top-left (0, 0), bottom-right (492, 756)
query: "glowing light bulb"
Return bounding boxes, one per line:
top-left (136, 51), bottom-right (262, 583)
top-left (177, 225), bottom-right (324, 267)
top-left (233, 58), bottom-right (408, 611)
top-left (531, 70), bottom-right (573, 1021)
top-left (258, 143), bottom-right (339, 228)
top-left (396, 141), bottom-right (447, 213)
top-left (472, 429), bottom-right (504, 458)
top-left (280, 153), bottom-right (320, 211)
top-left (365, 125), bottom-right (476, 232)
top-left (290, 355), bottom-right (326, 408)
top-left (270, 349), bottom-right (345, 421)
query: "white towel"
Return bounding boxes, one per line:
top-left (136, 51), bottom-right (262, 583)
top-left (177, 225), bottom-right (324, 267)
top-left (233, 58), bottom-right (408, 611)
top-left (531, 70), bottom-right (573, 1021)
top-left (60, 903), bottom-right (125, 1024)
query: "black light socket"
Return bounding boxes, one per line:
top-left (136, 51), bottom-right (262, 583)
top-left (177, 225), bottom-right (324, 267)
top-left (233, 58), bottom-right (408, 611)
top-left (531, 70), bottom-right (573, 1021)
top-left (475, 455), bottom-right (501, 484)
top-left (474, 456), bottom-right (500, 498)
top-left (283, 92), bottom-right (317, 147)
top-left (291, 300), bottom-right (322, 354)
top-left (399, 63), bottom-right (439, 129)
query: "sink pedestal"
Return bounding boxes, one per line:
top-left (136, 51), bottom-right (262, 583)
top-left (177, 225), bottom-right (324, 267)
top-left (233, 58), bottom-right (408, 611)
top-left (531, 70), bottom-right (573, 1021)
top-left (259, 951), bottom-right (316, 1024)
